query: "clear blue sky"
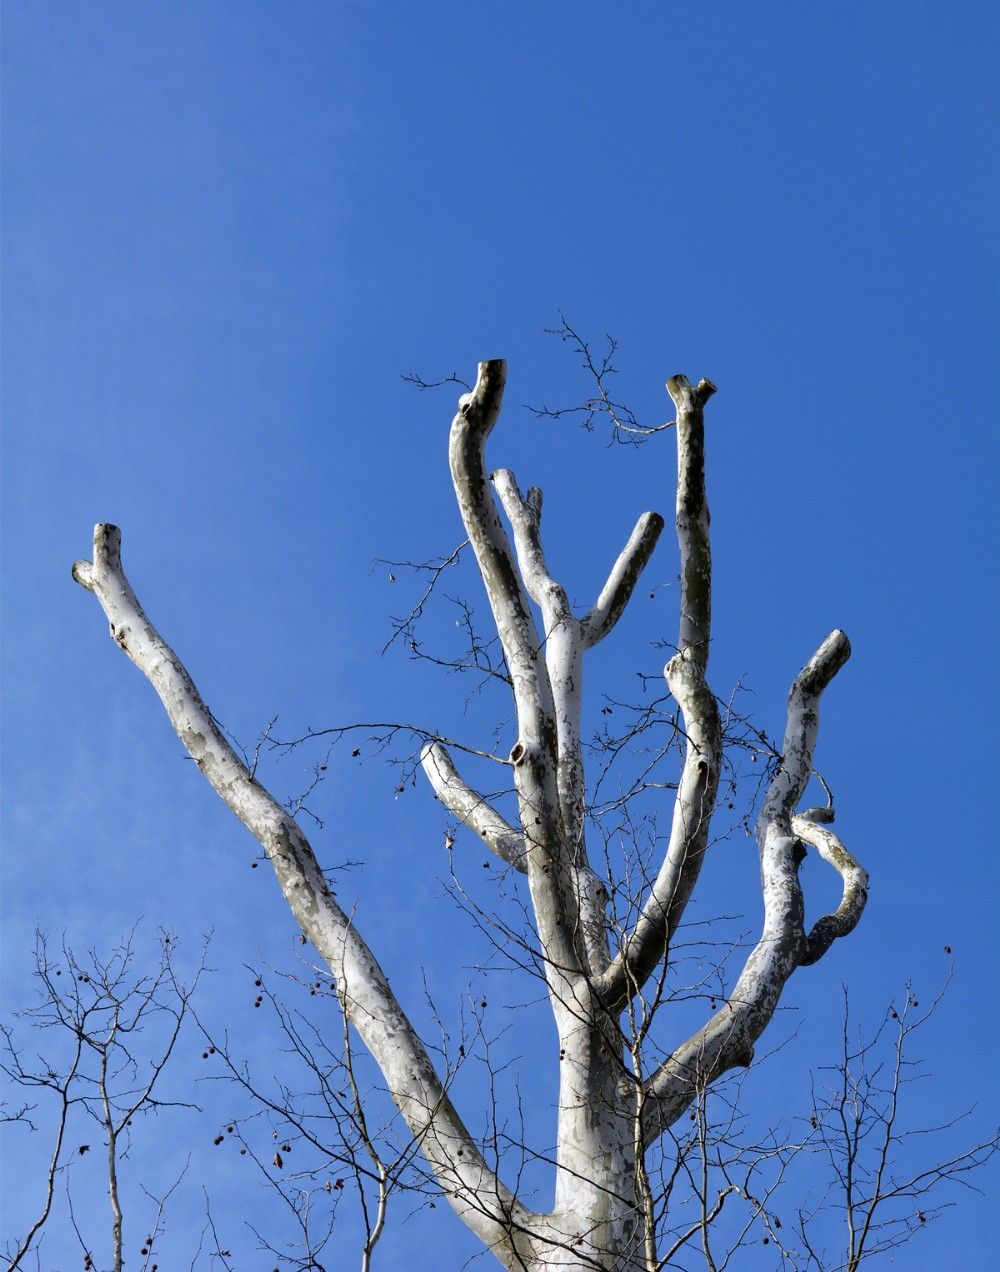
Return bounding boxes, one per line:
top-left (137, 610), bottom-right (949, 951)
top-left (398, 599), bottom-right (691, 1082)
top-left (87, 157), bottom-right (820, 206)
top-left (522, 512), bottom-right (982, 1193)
top-left (2, 2), bottom-right (997, 1267)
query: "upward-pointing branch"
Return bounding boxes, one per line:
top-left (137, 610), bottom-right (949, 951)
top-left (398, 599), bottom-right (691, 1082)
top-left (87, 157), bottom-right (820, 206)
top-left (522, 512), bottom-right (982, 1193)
top-left (643, 630), bottom-right (859, 1137)
top-left (71, 525), bottom-right (535, 1268)
top-left (668, 374), bottom-right (716, 671)
top-left (581, 511), bottom-right (665, 649)
top-left (447, 364), bottom-right (582, 982)
top-left (449, 362), bottom-right (557, 795)
top-left (594, 375), bottom-right (721, 1010)
top-left (492, 467), bottom-right (612, 976)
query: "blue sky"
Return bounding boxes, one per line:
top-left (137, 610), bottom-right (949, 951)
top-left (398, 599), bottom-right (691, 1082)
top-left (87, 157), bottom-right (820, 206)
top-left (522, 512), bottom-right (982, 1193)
top-left (2, 2), bottom-right (997, 1267)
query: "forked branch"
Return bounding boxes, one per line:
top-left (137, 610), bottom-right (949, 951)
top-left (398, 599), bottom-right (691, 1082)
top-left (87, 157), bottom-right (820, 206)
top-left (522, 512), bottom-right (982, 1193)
top-left (644, 630), bottom-right (863, 1135)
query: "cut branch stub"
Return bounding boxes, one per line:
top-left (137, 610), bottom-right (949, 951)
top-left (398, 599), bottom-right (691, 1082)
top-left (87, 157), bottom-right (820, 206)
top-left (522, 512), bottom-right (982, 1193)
top-left (666, 374), bottom-right (715, 672)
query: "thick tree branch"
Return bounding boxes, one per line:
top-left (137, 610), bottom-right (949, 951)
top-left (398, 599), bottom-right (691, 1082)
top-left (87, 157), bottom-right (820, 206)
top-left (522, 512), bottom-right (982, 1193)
top-left (492, 468), bottom-right (611, 978)
top-left (762, 630), bottom-right (851, 820)
top-left (72, 525), bottom-right (535, 1266)
top-left (420, 742), bottom-right (527, 872)
top-left (448, 367), bottom-right (583, 986)
top-left (666, 374), bottom-right (716, 671)
top-left (449, 363), bottom-right (558, 792)
top-left (595, 654), bottom-right (721, 1010)
top-left (491, 468), bottom-right (579, 838)
top-left (465, 393), bottom-right (635, 1240)
top-left (643, 630), bottom-right (857, 1137)
top-left (594, 379), bottom-right (720, 1009)
top-left (492, 469), bottom-right (570, 621)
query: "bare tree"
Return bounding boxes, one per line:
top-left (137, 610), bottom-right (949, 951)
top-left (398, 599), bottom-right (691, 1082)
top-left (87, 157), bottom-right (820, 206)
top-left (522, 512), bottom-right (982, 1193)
top-left (2, 931), bottom-right (202, 1271)
top-left (796, 978), bottom-right (998, 1271)
top-left (70, 360), bottom-right (872, 1268)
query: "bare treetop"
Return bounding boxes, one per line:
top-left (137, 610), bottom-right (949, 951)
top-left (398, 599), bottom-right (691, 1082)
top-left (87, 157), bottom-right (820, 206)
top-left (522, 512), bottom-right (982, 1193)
top-left (71, 359), bottom-right (868, 1269)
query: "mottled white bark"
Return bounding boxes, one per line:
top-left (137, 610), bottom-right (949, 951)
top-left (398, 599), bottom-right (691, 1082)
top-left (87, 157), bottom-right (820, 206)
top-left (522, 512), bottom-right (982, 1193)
top-left (794, 809), bottom-right (868, 964)
top-left (74, 359), bottom-right (866, 1270)
top-left (72, 527), bottom-right (536, 1269)
top-left (451, 368), bottom-right (654, 1257)
top-left (596, 376), bottom-right (720, 1013)
top-left (644, 631), bottom-right (859, 1135)
top-left (421, 741), bottom-right (526, 871)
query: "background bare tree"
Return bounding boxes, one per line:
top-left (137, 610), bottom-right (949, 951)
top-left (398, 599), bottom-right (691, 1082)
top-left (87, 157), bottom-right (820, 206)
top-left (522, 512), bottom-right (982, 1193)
top-left (796, 977), bottom-right (998, 1271)
top-left (186, 959), bottom-right (431, 1272)
top-left (5, 937), bottom-right (992, 1269)
top-left (2, 931), bottom-right (203, 1271)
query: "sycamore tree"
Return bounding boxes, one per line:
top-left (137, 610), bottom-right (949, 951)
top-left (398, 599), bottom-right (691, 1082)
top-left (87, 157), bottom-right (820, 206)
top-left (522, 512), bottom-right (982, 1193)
top-left (70, 359), bottom-right (871, 1270)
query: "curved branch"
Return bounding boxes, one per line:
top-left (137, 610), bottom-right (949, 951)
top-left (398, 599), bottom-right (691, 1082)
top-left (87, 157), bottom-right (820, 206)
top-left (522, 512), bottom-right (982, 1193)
top-left (449, 363), bottom-right (558, 790)
top-left (643, 630), bottom-right (854, 1137)
top-left (449, 373), bottom-right (583, 984)
top-left (595, 654), bottom-right (721, 1010)
top-left (794, 810), bottom-right (868, 965)
top-left (72, 525), bottom-right (535, 1264)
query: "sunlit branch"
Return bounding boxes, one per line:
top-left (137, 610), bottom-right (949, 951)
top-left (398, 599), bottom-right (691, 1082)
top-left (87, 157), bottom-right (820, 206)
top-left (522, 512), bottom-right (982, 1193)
top-left (421, 742), bottom-right (526, 871)
top-left (581, 511), bottom-right (665, 649)
top-left (643, 631), bottom-right (857, 1136)
top-left (72, 524), bottom-right (536, 1263)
